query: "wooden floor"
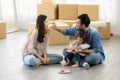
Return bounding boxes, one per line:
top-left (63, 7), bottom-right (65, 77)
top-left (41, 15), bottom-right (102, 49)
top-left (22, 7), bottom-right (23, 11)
top-left (0, 31), bottom-right (120, 80)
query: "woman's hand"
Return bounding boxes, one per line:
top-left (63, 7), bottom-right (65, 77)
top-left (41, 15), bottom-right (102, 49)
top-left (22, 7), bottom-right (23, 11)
top-left (41, 58), bottom-right (47, 64)
top-left (41, 58), bottom-right (50, 65)
top-left (46, 58), bottom-right (50, 63)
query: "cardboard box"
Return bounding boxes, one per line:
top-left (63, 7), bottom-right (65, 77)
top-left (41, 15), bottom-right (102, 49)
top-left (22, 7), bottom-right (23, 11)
top-left (90, 21), bottom-right (110, 39)
top-left (59, 4), bottom-right (78, 20)
top-left (28, 22), bottom-right (70, 45)
top-left (98, 22), bottom-right (110, 39)
top-left (0, 21), bottom-right (6, 39)
top-left (78, 4), bottom-right (99, 21)
top-left (55, 20), bottom-right (76, 39)
top-left (49, 20), bottom-right (56, 24)
top-left (49, 22), bottom-right (70, 45)
top-left (41, 0), bottom-right (55, 4)
top-left (56, 20), bottom-right (76, 28)
top-left (37, 4), bottom-right (58, 20)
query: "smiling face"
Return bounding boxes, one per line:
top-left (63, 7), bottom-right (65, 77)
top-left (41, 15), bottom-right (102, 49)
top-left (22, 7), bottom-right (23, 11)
top-left (76, 19), bottom-right (85, 31)
top-left (76, 14), bottom-right (90, 32)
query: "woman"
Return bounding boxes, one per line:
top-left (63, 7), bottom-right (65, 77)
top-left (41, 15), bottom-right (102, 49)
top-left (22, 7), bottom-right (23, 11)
top-left (21, 14), bottom-right (63, 68)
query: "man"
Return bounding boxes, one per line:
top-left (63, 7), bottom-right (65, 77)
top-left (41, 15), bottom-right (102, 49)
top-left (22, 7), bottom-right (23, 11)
top-left (51, 14), bottom-right (105, 69)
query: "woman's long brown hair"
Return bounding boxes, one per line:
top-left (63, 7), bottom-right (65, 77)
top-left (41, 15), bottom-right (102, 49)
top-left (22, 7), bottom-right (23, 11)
top-left (36, 14), bottom-right (47, 43)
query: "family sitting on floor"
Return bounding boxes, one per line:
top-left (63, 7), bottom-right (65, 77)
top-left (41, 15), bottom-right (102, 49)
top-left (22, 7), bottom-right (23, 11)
top-left (21, 14), bottom-right (105, 70)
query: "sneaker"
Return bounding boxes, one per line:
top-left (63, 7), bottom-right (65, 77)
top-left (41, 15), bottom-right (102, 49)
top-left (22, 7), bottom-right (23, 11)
top-left (83, 62), bottom-right (90, 70)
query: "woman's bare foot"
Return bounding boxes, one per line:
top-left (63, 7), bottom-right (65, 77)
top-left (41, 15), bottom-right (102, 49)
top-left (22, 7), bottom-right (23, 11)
top-left (34, 64), bottom-right (40, 68)
top-left (72, 64), bottom-right (79, 68)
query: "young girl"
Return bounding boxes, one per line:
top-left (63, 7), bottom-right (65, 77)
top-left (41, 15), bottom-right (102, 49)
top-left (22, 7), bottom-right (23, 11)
top-left (64, 32), bottom-right (90, 69)
top-left (21, 14), bottom-right (63, 68)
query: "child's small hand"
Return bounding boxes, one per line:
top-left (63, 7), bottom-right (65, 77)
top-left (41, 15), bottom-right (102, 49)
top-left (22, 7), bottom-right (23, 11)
top-left (74, 49), bottom-right (83, 53)
top-left (67, 47), bottom-right (75, 52)
top-left (69, 46), bottom-right (75, 50)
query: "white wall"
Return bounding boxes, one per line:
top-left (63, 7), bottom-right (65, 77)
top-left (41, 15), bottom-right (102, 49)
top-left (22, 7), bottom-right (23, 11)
top-left (112, 0), bottom-right (120, 35)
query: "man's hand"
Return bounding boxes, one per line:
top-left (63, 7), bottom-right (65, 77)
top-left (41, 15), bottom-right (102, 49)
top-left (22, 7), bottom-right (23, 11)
top-left (49, 23), bottom-right (64, 33)
top-left (48, 23), bottom-right (57, 30)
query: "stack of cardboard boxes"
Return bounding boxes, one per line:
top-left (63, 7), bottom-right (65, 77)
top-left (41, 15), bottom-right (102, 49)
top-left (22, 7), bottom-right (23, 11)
top-left (29, 1), bottom-right (111, 45)
top-left (57, 4), bottom-right (110, 39)
top-left (36, 0), bottom-right (70, 45)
